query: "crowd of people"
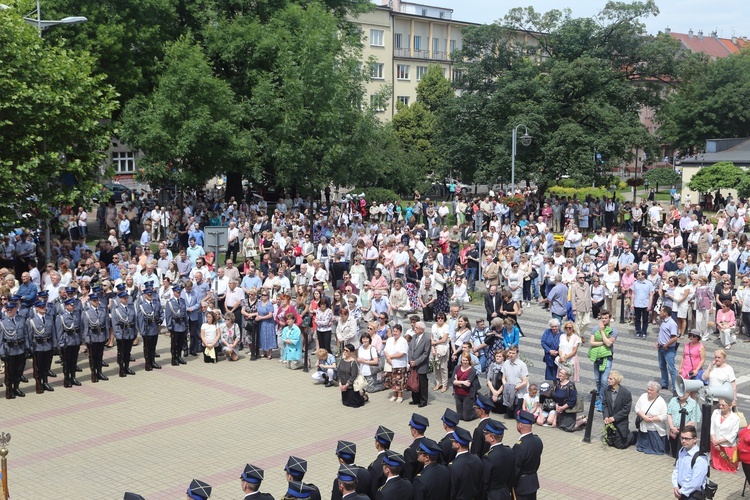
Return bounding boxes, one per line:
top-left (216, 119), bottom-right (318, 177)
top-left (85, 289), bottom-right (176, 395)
top-left (4, 186), bottom-right (750, 497)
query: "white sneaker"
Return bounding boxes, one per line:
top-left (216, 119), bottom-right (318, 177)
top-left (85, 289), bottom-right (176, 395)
top-left (388, 395), bottom-right (397, 402)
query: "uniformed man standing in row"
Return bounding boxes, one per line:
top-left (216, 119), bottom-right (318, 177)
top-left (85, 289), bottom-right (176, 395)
top-left (283, 456), bottom-right (321, 500)
top-left (57, 298), bottom-right (82, 388)
top-left (1, 301), bottom-right (28, 398)
top-left (165, 285), bottom-right (188, 366)
top-left (185, 478), bottom-right (211, 499)
top-left (412, 438), bottom-right (449, 500)
top-left (337, 464), bottom-right (370, 500)
top-left (82, 294), bottom-right (109, 383)
top-left (240, 463), bottom-right (274, 499)
top-left (27, 299), bottom-right (56, 393)
top-left (112, 290), bottom-right (137, 377)
top-left (438, 408), bottom-right (459, 464)
top-left (471, 394), bottom-right (494, 456)
top-left (331, 441), bottom-right (371, 500)
top-left (376, 450), bottom-right (412, 500)
top-left (368, 425), bottom-right (394, 498)
top-left (448, 427), bottom-right (482, 500)
top-left (482, 419), bottom-right (514, 500)
top-left (512, 411), bottom-right (544, 500)
top-left (404, 414), bottom-right (429, 480)
top-left (136, 283), bottom-right (163, 371)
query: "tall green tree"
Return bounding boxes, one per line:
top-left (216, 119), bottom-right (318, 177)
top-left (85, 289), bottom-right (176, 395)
top-left (0, 11), bottom-right (117, 226)
top-left (119, 36), bottom-right (252, 189)
top-left (687, 161), bottom-right (746, 193)
top-left (658, 52), bottom-right (750, 154)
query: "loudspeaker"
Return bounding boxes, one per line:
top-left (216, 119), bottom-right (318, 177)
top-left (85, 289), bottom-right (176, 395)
top-left (706, 382), bottom-right (735, 403)
top-left (676, 376), bottom-right (705, 397)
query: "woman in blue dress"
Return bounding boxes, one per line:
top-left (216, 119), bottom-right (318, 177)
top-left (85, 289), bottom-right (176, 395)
top-left (256, 291), bottom-right (276, 359)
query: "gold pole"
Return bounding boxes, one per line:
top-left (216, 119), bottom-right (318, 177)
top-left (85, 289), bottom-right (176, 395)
top-left (0, 432), bottom-right (10, 500)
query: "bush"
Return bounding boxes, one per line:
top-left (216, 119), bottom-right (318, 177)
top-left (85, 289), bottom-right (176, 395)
top-left (547, 186), bottom-right (621, 200)
top-left (555, 178), bottom-right (579, 188)
top-left (357, 187), bottom-right (401, 204)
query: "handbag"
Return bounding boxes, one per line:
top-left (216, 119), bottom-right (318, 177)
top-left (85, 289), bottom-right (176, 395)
top-left (353, 374), bottom-right (367, 392)
top-left (635, 399), bottom-right (657, 429)
top-left (529, 269), bottom-right (538, 280)
top-left (565, 383), bottom-right (585, 413)
top-left (368, 347), bottom-right (382, 376)
top-left (406, 369), bottom-right (420, 392)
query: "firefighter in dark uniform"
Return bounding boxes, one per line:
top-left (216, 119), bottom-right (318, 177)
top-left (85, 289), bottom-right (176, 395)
top-left (512, 411), bottom-right (544, 500)
top-left (412, 438), bottom-right (449, 500)
top-left (56, 298), bottom-right (82, 388)
top-left (404, 413), bottom-right (429, 480)
top-left (82, 294), bottom-right (109, 382)
top-left (368, 425), bottom-right (394, 499)
top-left (336, 463), bottom-right (370, 500)
top-left (283, 456), bottom-right (321, 500)
top-left (448, 427), bottom-right (483, 500)
top-left (240, 463), bottom-right (274, 499)
top-left (136, 283), bottom-right (163, 371)
top-left (112, 290), bottom-right (137, 377)
top-left (0, 301), bottom-right (29, 398)
top-left (482, 419), bottom-right (515, 500)
top-left (375, 450), bottom-right (412, 500)
top-left (331, 440), bottom-right (372, 500)
top-left (284, 481), bottom-right (315, 500)
top-left (165, 285), bottom-right (188, 366)
top-left (185, 479), bottom-right (211, 499)
top-left (27, 299), bottom-right (56, 393)
top-left (438, 408), bottom-right (460, 464)
top-left (471, 394), bottom-right (494, 456)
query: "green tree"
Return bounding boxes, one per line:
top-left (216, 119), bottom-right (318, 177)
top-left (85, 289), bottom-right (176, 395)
top-left (0, 11), bottom-right (117, 226)
top-left (417, 64), bottom-right (453, 112)
top-left (119, 36), bottom-right (252, 189)
top-left (643, 167), bottom-right (681, 189)
top-left (687, 161), bottom-right (746, 194)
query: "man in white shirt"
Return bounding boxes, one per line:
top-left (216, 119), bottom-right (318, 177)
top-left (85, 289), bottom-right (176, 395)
top-left (150, 206), bottom-right (163, 242)
top-left (648, 202), bottom-right (663, 230)
top-left (226, 221), bottom-right (240, 263)
top-left (393, 243), bottom-right (409, 279)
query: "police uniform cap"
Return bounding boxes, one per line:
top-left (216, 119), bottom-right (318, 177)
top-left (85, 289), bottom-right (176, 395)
top-left (6, 302), bottom-right (18, 309)
top-left (118, 291), bottom-right (129, 298)
top-left (451, 427), bottom-right (472, 446)
top-left (65, 287), bottom-right (77, 294)
top-left (33, 300), bottom-right (47, 308)
top-left (382, 450), bottom-right (406, 467)
top-left (89, 294), bottom-right (100, 301)
top-left (517, 410), bottom-right (536, 425)
top-left (475, 394), bottom-right (494, 412)
top-left (484, 419), bottom-right (507, 435)
top-left (337, 463), bottom-right (359, 482)
top-left (92, 286), bottom-right (102, 293)
top-left (286, 481), bottom-right (315, 499)
top-left (172, 285), bottom-right (183, 292)
top-left (10, 294), bottom-right (21, 302)
top-left (409, 413), bottom-right (429, 431)
top-left (240, 463), bottom-right (264, 484)
top-left (64, 298), bottom-right (76, 306)
top-left (375, 425), bottom-right (394, 445)
top-left (142, 287), bottom-right (154, 294)
top-left (335, 440), bottom-right (356, 460)
top-left (116, 283), bottom-right (126, 291)
top-left (441, 408), bottom-right (460, 428)
top-left (123, 493), bottom-right (145, 500)
top-left (186, 479), bottom-right (211, 500)
top-left (285, 456), bottom-right (308, 479)
top-left (417, 438), bottom-right (441, 457)
top-left (37, 291), bottom-right (49, 298)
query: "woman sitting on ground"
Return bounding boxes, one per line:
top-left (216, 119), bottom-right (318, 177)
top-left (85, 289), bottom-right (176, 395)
top-left (311, 348), bottom-right (336, 386)
top-left (220, 313), bottom-right (240, 361)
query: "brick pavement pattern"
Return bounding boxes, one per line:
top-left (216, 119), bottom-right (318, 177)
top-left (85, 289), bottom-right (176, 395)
top-left (1, 299), bottom-right (749, 498)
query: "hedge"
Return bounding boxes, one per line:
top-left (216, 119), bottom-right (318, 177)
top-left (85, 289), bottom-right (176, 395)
top-left (546, 186), bottom-right (621, 200)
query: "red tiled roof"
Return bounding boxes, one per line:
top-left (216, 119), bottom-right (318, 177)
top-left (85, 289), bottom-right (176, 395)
top-left (670, 32), bottom-right (733, 58)
top-left (719, 38), bottom-right (741, 53)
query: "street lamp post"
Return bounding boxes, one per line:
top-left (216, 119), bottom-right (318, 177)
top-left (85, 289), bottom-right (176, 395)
top-left (511, 124), bottom-right (532, 196)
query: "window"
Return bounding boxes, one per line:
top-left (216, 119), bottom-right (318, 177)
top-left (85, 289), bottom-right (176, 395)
top-left (449, 39), bottom-right (457, 53)
top-left (421, 8), bottom-right (427, 16)
top-left (370, 94), bottom-right (385, 112)
top-left (394, 33), bottom-right (403, 49)
top-left (370, 62), bottom-right (384, 80)
top-left (397, 96), bottom-right (410, 107)
top-left (439, 11), bottom-right (445, 19)
top-left (433, 37), bottom-right (439, 54)
top-left (370, 29), bottom-right (384, 47)
top-left (112, 151), bottom-right (135, 173)
top-left (416, 66), bottom-right (428, 81)
top-left (397, 64), bottom-right (410, 80)
top-left (452, 69), bottom-right (464, 82)
top-left (414, 36), bottom-right (421, 51)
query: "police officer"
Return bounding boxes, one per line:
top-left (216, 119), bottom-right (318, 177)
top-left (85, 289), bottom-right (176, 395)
top-left (412, 438), bottom-right (449, 500)
top-left (0, 301), bottom-right (29, 398)
top-left (471, 394), bottom-right (494, 456)
top-left (337, 464), bottom-right (370, 500)
top-left (82, 294), bottom-right (109, 382)
top-left (512, 411), bottom-right (544, 500)
top-left (240, 463), bottom-right (274, 500)
top-left (112, 290), bottom-right (137, 377)
top-left (368, 425), bottom-right (394, 498)
top-left (331, 441), bottom-right (371, 500)
top-left (438, 408), bottom-right (460, 464)
top-left (27, 299), bottom-right (56, 393)
top-left (376, 450), bottom-right (413, 500)
top-left (404, 414), bottom-right (429, 480)
top-left (283, 456), bottom-right (321, 500)
top-left (482, 419), bottom-right (514, 500)
top-left (448, 427), bottom-right (483, 500)
top-left (136, 283), bottom-right (163, 371)
top-left (56, 298), bottom-right (82, 388)
top-left (165, 285), bottom-right (188, 366)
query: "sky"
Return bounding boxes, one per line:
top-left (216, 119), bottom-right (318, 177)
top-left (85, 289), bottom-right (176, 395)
top-left (373, 0), bottom-right (750, 38)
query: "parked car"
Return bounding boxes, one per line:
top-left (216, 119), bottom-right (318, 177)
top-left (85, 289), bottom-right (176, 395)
top-left (99, 183), bottom-right (132, 202)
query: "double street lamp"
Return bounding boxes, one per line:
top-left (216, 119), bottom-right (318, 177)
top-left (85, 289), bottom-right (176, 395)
top-left (511, 124), bottom-right (532, 196)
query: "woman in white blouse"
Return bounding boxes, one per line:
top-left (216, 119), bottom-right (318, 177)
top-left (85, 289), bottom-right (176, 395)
top-left (383, 325), bottom-right (409, 403)
top-left (635, 380), bottom-right (668, 455)
top-left (710, 398), bottom-right (741, 472)
top-left (431, 312), bottom-right (450, 393)
top-left (388, 278), bottom-right (409, 326)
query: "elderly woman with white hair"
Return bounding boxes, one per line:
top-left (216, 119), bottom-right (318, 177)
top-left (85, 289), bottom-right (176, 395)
top-left (539, 366), bottom-right (587, 431)
top-left (635, 380), bottom-right (669, 455)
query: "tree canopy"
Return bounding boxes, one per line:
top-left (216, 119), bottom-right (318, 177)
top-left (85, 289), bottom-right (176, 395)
top-left (644, 167), bottom-right (681, 187)
top-left (687, 161), bottom-right (746, 193)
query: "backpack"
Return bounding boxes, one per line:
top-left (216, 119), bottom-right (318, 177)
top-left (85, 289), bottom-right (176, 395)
top-left (688, 452), bottom-right (717, 499)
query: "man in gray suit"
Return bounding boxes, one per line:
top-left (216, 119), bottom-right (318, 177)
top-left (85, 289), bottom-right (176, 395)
top-left (409, 320), bottom-right (431, 407)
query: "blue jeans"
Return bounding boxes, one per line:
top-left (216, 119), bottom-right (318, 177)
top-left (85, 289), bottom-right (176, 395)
top-left (552, 313), bottom-right (565, 324)
top-left (593, 357), bottom-right (613, 404)
top-left (531, 277), bottom-right (540, 299)
top-left (465, 267), bottom-right (477, 292)
top-left (658, 346), bottom-right (678, 391)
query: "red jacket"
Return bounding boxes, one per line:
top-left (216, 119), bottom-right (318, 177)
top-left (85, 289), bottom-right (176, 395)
top-left (737, 426), bottom-right (750, 463)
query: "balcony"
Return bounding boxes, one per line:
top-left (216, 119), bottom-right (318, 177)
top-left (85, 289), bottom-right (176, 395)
top-left (393, 48), bottom-right (449, 61)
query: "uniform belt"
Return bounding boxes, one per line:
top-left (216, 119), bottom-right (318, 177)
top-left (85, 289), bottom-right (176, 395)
top-left (35, 336), bottom-right (52, 342)
top-left (120, 322), bottom-right (134, 328)
top-left (64, 328), bottom-right (79, 334)
top-left (5, 339), bottom-right (24, 347)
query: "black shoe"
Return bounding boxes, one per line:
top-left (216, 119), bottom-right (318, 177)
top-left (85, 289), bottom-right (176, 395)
top-left (171, 359), bottom-right (179, 366)
top-left (7, 392), bottom-right (14, 399)
top-left (324, 381), bottom-right (333, 388)
top-left (47, 370), bottom-right (57, 378)
top-left (14, 388), bottom-right (25, 397)
top-left (20, 375), bottom-right (28, 383)
top-left (189, 351), bottom-right (198, 357)
top-left (42, 382), bottom-right (54, 392)
top-left (154, 353), bottom-right (160, 358)
top-left (418, 403), bottom-right (427, 408)
top-left (101, 361), bottom-right (109, 367)
top-left (178, 357), bottom-right (187, 365)
top-left (126, 368), bottom-right (135, 375)
top-left (64, 378), bottom-right (72, 388)
top-left (661, 385), bottom-right (668, 390)
top-left (151, 362), bottom-right (161, 369)
top-left (75, 366), bottom-right (83, 373)
top-left (183, 350), bottom-right (189, 357)
top-left (71, 377), bottom-right (81, 386)
top-left (409, 401), bottom-right (419, 405)
top-left (130, 357), bottom-right (136, 362)
top-left (55, 358), bottom-right (63, 364)
top-left (119, 370), bottom-right (127, 378)
top-left (98, 373), bottom-right (109, 381)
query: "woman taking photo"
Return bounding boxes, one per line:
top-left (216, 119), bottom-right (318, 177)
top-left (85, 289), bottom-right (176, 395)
top-left (383, 324), bottom-right (409, 403)
top-left (200, 311), bottom-right (221, 364)
top-left (453, 352), bottom-right (479, 421)
top-left (431, 312), bottom-right (450, 393)
top-left (338, 343), bottom-right (365, 408)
